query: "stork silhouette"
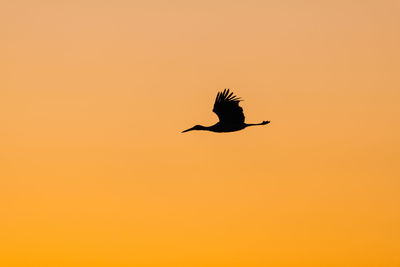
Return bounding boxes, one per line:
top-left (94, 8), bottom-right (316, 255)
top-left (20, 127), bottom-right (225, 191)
top-left (182, 89), bottom-right (270, 133)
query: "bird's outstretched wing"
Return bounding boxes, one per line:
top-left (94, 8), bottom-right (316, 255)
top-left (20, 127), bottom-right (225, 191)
top-left (213, 89), bottom-right (245, 124)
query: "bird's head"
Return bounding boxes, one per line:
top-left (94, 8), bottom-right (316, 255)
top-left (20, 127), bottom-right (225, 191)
top-left (182, 125), bottom-right (205, 133)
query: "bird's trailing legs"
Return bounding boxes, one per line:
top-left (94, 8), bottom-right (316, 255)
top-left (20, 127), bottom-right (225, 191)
top-left (245, 121), bottom-right (270, 127)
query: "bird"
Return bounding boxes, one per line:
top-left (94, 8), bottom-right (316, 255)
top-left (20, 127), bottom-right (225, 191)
top-left (182, 89), bottom-right (270, 133)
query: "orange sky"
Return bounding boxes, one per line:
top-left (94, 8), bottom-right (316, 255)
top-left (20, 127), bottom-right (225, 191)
top-left (1, 1), bottom-right (400, 266)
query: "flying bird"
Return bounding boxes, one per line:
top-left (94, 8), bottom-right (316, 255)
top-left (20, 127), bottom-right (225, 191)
top-left (182, 89), bottom-right (270, 133)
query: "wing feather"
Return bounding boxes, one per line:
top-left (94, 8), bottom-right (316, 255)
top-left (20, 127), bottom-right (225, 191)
top-left (212, 88), bottom-right (245, 124)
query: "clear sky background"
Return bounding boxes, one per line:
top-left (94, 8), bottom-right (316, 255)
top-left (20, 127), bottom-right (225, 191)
top-left (1, 0), bottom-right (400, 266)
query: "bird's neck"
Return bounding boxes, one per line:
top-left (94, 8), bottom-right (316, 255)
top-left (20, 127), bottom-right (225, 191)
top-left (198, 125), bottom-right (212, 131)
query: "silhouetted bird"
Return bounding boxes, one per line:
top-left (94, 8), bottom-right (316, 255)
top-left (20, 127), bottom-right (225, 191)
top-left (182, 89), bottom-right (270, 133)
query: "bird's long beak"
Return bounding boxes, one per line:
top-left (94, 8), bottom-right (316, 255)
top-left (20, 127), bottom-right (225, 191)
top-left (182, 127), bottom-right (194, 133)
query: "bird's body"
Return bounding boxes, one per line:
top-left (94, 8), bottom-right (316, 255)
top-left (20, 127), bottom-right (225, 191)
top-left (182, 89), bottom-right (270, 133)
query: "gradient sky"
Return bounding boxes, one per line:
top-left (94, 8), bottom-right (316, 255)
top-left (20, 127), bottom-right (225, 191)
top-left (2, 1), bottom-right (400, 266)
